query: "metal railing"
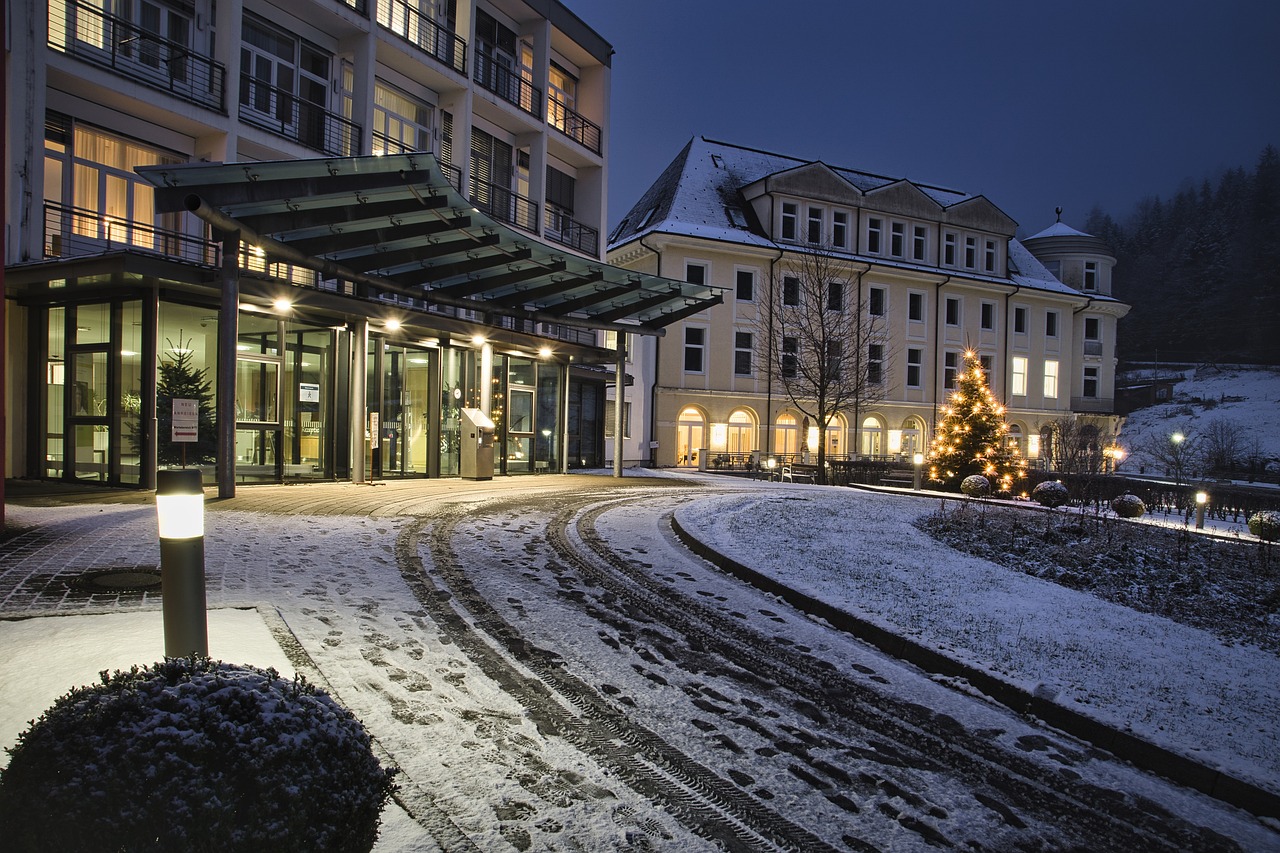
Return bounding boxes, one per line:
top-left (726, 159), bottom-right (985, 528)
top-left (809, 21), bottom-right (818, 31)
top-left (238, 75), bottom-right (361, 156)
top-left (371, 134), bottom-right (462, 190)
top-left (44, 202), bottom-right (217, 265)
top-left (469, 178), bottom-right (538, 234)
top-left (547, 95), bottom-right (602, 154)
top-left (377, 0), bottom-right (466, 74)
top-left (48, 0), bottom-right (225, 112)
top-left (335, 0), bottom-right (368, 15)
top-left (473, 50), bottom-right (541, 117)
top-left (543, 206), bottom-right (599, 256)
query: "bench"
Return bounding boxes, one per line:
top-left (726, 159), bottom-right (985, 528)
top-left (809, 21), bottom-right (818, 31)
top-left (781, 464), bottom-right (819, 484)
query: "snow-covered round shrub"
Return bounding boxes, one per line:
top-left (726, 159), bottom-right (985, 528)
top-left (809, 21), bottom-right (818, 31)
top-left (1248, 510), bottom-right (1280, 541)
top-left (960, 475), bottom-right (991, 497)
top-left (0, 657), bottom-right (395, 853)
top-left (1031, 480), bottom-right (1069, 508)
top-left (1110, 493), bottom-right (1146, 519)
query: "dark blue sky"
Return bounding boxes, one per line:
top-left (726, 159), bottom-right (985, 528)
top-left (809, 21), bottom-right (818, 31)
top-left (568, 0), bottom-right (1280, 238)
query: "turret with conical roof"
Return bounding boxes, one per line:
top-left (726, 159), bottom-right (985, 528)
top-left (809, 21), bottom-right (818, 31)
top-left (1021, 211), bottom-right (1117, 296)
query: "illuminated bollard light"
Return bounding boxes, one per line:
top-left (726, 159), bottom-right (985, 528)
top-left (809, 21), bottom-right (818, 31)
top-left (913, 452), bottom-right (925, 491)
top-left (1195, 491), bottom-right (1207, 530)
top-left (156, 468), bottom-right (208, 658)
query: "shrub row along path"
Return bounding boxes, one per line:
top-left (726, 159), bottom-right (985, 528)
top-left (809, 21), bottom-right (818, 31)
top-left (1, 475), bottom-right (1271, 851)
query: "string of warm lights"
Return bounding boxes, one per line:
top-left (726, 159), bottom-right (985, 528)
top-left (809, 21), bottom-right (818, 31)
top-left (927, 350), bottom-right (1027, 491)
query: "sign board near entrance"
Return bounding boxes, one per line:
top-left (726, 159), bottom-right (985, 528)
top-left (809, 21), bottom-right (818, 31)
top-left (299, 382), bottom-right (320, 403)
top-left (369, 412), bottom-right (380, 449)
top-left (172, 398), bottom-right (199, 443)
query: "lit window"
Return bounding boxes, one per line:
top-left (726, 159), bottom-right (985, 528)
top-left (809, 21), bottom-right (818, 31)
top-left (1044, 360), bottom-right (1059, 398)
top-left (1012, 356), bottom-right (1027, 396)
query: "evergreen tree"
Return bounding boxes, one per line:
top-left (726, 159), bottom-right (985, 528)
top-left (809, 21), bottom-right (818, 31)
top-left (927, 351), bottom-right (1026, 491)
top-left (156, 335), bottom-right (217, 466)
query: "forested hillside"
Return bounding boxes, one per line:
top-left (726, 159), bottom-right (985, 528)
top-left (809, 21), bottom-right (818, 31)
top-left (1083, 145), bottom-right (1280, 365)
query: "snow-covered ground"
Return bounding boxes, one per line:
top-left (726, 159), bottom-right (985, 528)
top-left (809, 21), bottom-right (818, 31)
top-left (1118, 364), bottom-right (1280, 478)
top-left (1, 475), bottom-right (1278, 850)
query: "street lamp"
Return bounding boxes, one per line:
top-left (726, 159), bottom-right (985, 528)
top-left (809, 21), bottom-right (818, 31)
top-left (1195, 491), bottom-right (1207, 530)
top-left (1171, 432), bottom-right (1186, 488)
top-left (156, 468), bottom-right (208, 658)
top-left (913, 452), bottom-right (925, 490)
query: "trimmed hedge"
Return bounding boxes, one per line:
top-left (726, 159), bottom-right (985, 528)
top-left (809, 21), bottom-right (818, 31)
top-left (1031, 480), bottom-right (1070, 508)
top-left (961, 475), bottom-right (991, 497)
top-left (0, 657), bottom-right (395, 852)
top-left (1110, 493), bottom-right (1147, 519)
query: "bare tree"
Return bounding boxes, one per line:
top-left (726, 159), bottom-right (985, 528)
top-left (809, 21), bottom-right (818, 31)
top-left (1039, 415), bottom-right (1115, 476)
top-left (1137, 426), bottom-right (1201, 486)
top-left (756, 246), bottom-right (892, 483)
top-left (1199, 417), bottom-right (1246, 474)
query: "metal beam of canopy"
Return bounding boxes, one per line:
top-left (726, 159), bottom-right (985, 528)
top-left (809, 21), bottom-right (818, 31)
top-left (138, 153), bottom-right (722, 335)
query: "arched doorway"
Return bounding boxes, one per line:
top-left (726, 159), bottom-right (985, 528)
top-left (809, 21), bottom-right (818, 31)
top-left (727, 409), bottom-right (756, 453)
top-left (676, 406), bottom-right (705, 467)
top-left (775, 412), bottom-right (799, 457)
top-left (900, 416), bottom-right (926, 460)
top-left (861, 416), bottom-right (884, 457)
top-left (824, 414), bottom-right (846, 458)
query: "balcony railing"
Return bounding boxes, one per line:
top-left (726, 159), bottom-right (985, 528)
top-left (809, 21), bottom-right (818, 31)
top-left (1071, 396), bottom-right (1116, 413)
top-left (1083, 340), bottom-right (1103, 356)
top-left (474, 50), bottom-right (541, 118)
top-left (371, 134), bottom-right (462, 190)
top-left (44, 202), bottom-right (217, 265)
top-left (548, 95), bottom-right (601, 155)
top-left (378, 0), bottom-right (467, 75)
top-left (469, 178), bottom-right (538, 234)
top-left (239, 75), bottom-right (361, 156)
top-left (335, 0), bottom-right (368, 15)
top-left (544, 206), bottom-right (599, 256)
top-left (47, 0), bottom-right (225, 112)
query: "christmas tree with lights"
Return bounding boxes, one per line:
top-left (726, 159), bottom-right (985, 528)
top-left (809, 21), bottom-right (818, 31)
top-left (928, 350), bottom-right (1026, 492)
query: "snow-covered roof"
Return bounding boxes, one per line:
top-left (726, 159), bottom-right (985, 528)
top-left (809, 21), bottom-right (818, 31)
top-left (608, 136), bottom-right (1091, 300)
top-left (1026, 221), bottom-right (1094, 240)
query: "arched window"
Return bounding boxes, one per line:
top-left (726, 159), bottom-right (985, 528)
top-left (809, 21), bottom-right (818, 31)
top-left (676, 406), bottom-right (705, 467)
top-left (727, 409), bottom-right (755, 453)
top-left (861, 416), bottom-right (884, 457)
top-left (775, 412), bottom-right (799, 457)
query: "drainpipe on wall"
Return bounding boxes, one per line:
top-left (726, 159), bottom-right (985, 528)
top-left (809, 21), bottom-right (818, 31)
top-left (1003, 284), bottom-right (1021, 402)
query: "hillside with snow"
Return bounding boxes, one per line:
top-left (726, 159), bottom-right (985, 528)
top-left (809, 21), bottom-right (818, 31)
top-left (1116, 364), bottom-right (1280, 481)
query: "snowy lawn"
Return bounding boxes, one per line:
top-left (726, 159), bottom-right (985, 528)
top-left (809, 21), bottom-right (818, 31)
top-left (675, 487), bottom-right (1280, 796)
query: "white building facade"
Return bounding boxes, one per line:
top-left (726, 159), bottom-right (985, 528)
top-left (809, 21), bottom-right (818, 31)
top-left (606, 137), bottom-right (1130, 472)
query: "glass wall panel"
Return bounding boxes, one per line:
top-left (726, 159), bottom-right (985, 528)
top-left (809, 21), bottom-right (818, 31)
top-left (46, 307), bottom-right (66, 478)
top-left (157, 303), bottom-right (217, 475)
top-left (236, 359), bottom-right (279, 422)
top-left (535, 363), bottom-right (561, 472)
top-left (439, 347), bottom-right (466, 476)
top-left (283, 327), bottom-right (332, 479)
top-left (119, 300), bottom-right (144, 484)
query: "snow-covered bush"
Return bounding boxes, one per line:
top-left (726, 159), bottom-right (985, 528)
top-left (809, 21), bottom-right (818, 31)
top-left (1031, 480), bottom-right (1069, 508)
top-left (0, 657), bottom-right (395, 853)
top-left (1110, 493), bottom-right (1147, 519)
top-left (960, 475), bottom-right (991, 497)
top-left (1248, 510), bottom-right (1280, 541)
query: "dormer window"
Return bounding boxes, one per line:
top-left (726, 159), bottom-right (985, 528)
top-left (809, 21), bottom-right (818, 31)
top-left (964, 236), bottom-right (977, 269)
top-left (781, 202), bottom-right (798, 241)
top-left (832, 211), bottom-right (849, 248)
top-left (867, 217), bottom-right (883, 254)
top-left (807, 206), bottom-right (823, 244)
top-left (890, 222), bottom-right (905, 257)
top-left (912, 226), bottom-right (928, 262)
top-left (943, 232), bottom-right (957, 266)
top-left (984, 239), bottom-right (997, 273)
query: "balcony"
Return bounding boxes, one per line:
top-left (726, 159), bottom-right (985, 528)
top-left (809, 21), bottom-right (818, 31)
top-left (47, 0), bottom-right (225, 112)
top-left (44, 202), bottom-right (217, 265)
top-left (239, 76), bottom-right (361, 157)
top-left (469, 178), bottom-right (538, 235)
top-left (377, 0), bottom-right (467, 75)
top-left (1083, 340), bottom-right (1103, 357)
top-left (474, 51), bottom-right (541, 118)
top-left (544, 206), bottom-right (599, 256)
top-left (548, 95), bottom-right (601, 155)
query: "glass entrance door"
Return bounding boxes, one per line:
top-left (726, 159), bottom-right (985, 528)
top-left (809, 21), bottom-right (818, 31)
top-left (676, 406), bottom-right (704, 467)
top-left (371, 342), bottom-right (433, 478)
